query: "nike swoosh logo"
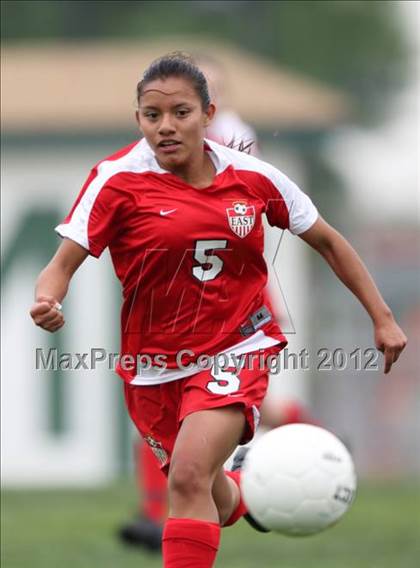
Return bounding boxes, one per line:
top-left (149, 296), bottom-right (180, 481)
top-left (160, 208), bottom-right (177, 216)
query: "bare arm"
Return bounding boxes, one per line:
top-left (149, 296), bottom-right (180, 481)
top-left (299, 217), bottom-right (407, 374)
top-left (30, 238), bottom-right (89, 332)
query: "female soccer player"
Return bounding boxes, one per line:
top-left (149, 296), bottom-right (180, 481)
top-left (118, 54), bottom-right (321, 551)
top-left (30, 53), bottom-right (407, 568)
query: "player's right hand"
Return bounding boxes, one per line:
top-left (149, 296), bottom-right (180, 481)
top-left (30, 295), bottom-right (65, 333)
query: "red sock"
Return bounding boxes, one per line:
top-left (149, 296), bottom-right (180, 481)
top-left (137, 440), bottom-right (168, 524)
top-left (223, 470), bottom-right (248, 526)
top-left (162, 518), bottom-right (220, 568)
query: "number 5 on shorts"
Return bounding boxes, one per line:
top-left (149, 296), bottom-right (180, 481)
top-left (206, 367), bottom-right (240, 395)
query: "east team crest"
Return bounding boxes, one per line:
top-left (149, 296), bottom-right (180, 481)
top-left (226, 202), bottom-right (255, 238)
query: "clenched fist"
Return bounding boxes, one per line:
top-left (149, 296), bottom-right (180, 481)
top-left (374, 314), bottom-right (408, 374)
top-left (30, 295), bottom-right (65, 332)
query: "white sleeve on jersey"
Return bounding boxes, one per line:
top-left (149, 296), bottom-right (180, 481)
top-left (265, 166), bottom-right (319, 235)
top-left (208, 139), bottom-right (319, 235)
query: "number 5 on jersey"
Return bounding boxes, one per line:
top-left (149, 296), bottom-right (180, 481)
top-left (207, 367), bottom-right (241, 395)
top-left (192, 239), bottom-right (228, 282)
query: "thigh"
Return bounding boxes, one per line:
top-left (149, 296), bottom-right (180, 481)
top-left (123, 381), bottom-right (180, 473)
top-left (171, 406), bottom-right (246, 478)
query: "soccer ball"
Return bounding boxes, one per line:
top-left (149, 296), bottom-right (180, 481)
top-left (234, 202), bottom-right (247, 215)
top-left (241, 424), bottom-right (356, 536)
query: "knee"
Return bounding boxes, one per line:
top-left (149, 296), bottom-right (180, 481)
top-left (168, 459), bottom-right (210, 499)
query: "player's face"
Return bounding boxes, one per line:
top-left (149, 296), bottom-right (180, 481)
top-left (136, 77), bottom-right (215, 172)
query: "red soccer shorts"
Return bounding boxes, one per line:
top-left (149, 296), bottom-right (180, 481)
top-left (123, 352), bottom-right (273, 473)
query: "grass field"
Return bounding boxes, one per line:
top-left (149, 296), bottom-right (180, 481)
top-left (2, 480), bottom-right (419, 568)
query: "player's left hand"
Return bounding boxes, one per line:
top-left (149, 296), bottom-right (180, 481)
top-left (374, 316), bottom-right (407, 374)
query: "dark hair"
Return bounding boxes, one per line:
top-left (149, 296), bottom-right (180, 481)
top-left (136, 51), bottom-right (211, 110)
top-left (226, 138), bottom-right (255, 155)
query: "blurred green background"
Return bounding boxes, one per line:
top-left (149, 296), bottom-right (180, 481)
top-left (1, 0), bottom-right (409, 116)
top-left (3, 481), bottom-right (420, 568)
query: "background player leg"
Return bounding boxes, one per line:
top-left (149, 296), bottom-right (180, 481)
top-left (140, 442), bottom-right (168, 522)
top-left (260, 398), bottom-right (320, 428)
top-left (118, 439), bottom-right (166, 549)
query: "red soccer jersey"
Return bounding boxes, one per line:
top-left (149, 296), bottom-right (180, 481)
top-left (56, 138), bottom-right (318, 383)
